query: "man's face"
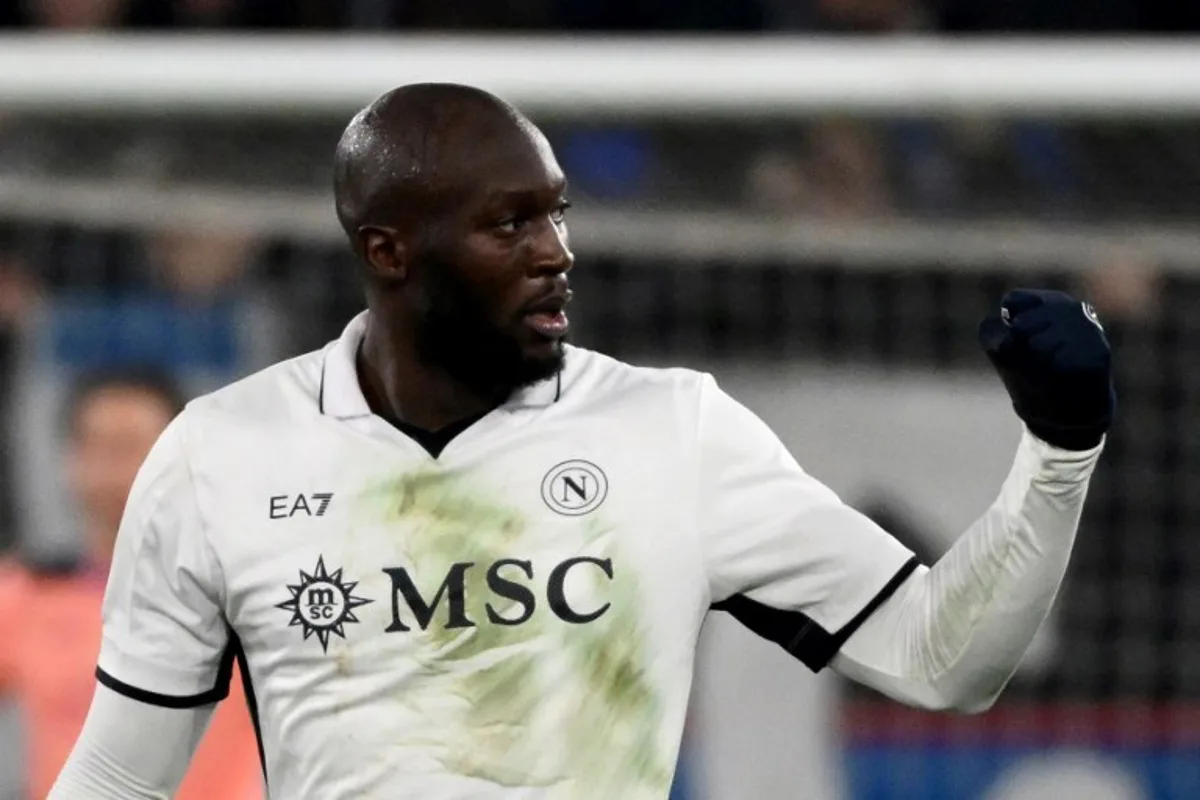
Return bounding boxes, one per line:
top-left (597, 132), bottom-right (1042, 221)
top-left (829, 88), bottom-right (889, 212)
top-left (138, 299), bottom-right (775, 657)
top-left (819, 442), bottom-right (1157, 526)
top-left (68, 386), bottom-right (174, 554)
top-left (406, 124), bottom-right (574, 397)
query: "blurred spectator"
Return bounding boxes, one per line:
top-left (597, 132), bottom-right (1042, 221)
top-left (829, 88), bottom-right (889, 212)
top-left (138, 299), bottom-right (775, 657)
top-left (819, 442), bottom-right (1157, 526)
top-left (744, 120), bottom-right (891, 218)
top-left (146, 227), bottom-right (260, 301)
top-left (17, 0), bottom-right (132, 28)
top-left (1080, 252), bottom-right (1164, 324)
top-left (4, 224), bottom-right (278, 377)
top-left (811, 0), bottom-right (926, 32)
top-left (555, 0), bottom-right (766, 31)
top-left (888, 119), bottom-right (964, 215)
top-left (764, 0), bottom-right (927, 31)
top-left (0, 260), bottom-right (38, 331)
top-left (744, 149), bottom-right (813, 214)
top-left (365, 0), bottom-right (553, 30)
top-left (0, 368), bottom-right (263, 799)
top-left (557, 127), bottom-right (656, 203)
top-left (0, 222), bottom-right (282, 571)
top-left (892, 116), bottom-right (1084, 217)
top-left (0, 253), bottom-right (38, 553)
top-left (804, 121), bottom-right (892, 218)
top-left (0, 0), bottom-right (333, 28)
top-left (126, 0), bottom-right (338, 29)
top-left (140, 226), bottom-right (288, 374)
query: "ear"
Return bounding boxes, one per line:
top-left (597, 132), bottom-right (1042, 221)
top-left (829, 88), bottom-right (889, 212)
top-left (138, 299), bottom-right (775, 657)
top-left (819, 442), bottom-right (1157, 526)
top-left (357, 225), bottom-right (408, 284)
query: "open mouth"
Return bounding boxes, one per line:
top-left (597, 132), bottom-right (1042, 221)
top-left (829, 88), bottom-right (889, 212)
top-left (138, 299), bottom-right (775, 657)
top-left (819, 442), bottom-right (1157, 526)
top-left (525, 309), bottom-right (569, 337)
top-left (522, 292), bottom-right (572, 338)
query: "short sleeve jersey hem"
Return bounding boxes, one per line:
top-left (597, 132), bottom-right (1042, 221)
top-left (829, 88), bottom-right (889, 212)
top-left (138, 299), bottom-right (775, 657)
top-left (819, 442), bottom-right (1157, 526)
top-left (95, 417), bottom-right (234, 706)
top-left (695, 373), bottom-right (917, 671)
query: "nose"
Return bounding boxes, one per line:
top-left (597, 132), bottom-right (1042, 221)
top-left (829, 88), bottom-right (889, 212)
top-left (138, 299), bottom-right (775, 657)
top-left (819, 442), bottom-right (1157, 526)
top-left (528, 215), bottom-right (574, 276)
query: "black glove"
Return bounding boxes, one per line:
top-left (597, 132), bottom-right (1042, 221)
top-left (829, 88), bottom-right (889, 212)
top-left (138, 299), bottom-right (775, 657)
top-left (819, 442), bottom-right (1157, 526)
top-left (979, 288), bottom-right (1115, 451)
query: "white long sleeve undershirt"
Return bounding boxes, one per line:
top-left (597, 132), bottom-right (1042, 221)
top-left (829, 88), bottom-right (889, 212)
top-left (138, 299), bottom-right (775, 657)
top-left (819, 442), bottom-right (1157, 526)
top-left (48, 684), bottom-right (214, 800)
top-left (832, 427), bottom-right (1102, 712)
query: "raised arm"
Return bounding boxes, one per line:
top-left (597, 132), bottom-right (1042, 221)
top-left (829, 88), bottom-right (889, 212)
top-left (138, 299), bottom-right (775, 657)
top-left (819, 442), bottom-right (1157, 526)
top-left (832, 430), bottom-right (1099, 710)
top-left (704, 289), bottom-right (1112, 711)
top-left (832, 289), bottom-right (1113, 710)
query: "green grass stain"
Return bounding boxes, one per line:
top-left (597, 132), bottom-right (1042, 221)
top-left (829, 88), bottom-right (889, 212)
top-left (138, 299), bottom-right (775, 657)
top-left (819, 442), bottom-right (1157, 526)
top-left (356, 469), bottom-right (672, 797)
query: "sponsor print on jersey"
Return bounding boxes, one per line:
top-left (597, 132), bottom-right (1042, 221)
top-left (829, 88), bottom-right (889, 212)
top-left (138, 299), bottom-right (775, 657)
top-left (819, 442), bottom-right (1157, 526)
top-left (341, 465), bottom-right (675, 798)
top-left (275, 556), bottom-right (373, 652)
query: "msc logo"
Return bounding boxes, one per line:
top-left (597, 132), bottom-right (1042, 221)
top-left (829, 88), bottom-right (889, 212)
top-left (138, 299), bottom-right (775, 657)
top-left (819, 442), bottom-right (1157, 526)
top-left (277, 555), bottom-right (614, 651)
top-left (383, 556), bottom-right (614, 632)
top-left (541, 460), bottom-right (608, 516)
top-left (276, 557), bottom-right (373, 652)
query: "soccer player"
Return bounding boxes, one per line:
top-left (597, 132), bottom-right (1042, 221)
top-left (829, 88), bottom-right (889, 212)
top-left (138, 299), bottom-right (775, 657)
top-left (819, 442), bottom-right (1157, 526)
top-left (0, 370), bottom-right (261, 799)
top-left (49, 84), bottom-right (1113, 799)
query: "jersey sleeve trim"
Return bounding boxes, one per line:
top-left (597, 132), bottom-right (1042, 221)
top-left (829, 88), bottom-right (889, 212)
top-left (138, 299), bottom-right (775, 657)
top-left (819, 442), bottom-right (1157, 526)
top-left (94, 641), bottom-right (236, 709)
top-left (713, 555), bottom-right (920, 672)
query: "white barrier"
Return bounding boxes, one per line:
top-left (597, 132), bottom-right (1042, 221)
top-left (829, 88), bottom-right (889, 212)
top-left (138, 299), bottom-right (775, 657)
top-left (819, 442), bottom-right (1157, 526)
top-left (0, 35), bottom-right (1199, 117)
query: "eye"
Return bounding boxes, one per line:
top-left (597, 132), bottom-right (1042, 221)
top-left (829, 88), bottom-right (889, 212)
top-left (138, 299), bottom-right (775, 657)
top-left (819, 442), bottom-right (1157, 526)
top-left (494, 218), bottom-right (522, 236)
top-left (550, 201), bottom-right (572, 225)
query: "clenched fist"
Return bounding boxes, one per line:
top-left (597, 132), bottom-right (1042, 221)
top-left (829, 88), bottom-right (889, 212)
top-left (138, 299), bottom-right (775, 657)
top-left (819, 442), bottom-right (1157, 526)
top-left (979, 289), bottom-right (1115, 451)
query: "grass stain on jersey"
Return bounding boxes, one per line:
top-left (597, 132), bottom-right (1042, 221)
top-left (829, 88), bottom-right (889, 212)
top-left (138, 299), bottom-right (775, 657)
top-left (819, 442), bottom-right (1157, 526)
top-left (359, 469), bottom-right (671, 798)
top-left (549, 517), bottom-right (673, 798)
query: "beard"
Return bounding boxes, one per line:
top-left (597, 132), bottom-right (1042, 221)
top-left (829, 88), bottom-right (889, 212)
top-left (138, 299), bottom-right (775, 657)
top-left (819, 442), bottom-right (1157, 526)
top-left (411, 256), bottom-right (565, 400)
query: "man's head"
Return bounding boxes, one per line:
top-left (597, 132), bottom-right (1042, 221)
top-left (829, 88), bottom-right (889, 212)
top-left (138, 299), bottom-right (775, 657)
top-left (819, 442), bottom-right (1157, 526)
top-left (333, 83), bottom-right (574, 398)
top-left (65, 369), bottom-right (185, 560)
top-left (146, 227), bottom-right (258, 299)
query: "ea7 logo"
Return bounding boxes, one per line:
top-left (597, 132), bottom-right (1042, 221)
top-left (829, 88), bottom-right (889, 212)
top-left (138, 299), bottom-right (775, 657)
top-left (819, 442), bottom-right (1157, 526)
top-left (270, 493), bottom-right (333, 519)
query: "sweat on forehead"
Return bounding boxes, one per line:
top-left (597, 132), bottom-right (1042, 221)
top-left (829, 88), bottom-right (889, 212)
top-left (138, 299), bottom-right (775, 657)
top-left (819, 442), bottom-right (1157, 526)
top-left (333, 83), bottom-right (535, 238)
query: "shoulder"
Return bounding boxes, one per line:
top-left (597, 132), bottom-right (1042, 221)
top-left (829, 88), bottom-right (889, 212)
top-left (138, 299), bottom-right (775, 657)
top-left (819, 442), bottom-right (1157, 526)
top-left (562, 349), bottom-right (782, 450)
top-left (560, 345), bottom-right (711, 405)
top-left (553, 346), bottom-right (717, 443)
top-left (185, 346), bottom-right (326, 426)
top-left (153, 346), bottom-right (328, 479)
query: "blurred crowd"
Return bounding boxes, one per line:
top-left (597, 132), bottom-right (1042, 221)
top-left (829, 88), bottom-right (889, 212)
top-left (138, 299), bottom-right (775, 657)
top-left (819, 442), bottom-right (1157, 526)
top-left (7, 113), bottom-right (1200, 229)
top-left (4, 0), bottom-right (1200, 226)
top-left (0, 0), bottom-right (1198, 32)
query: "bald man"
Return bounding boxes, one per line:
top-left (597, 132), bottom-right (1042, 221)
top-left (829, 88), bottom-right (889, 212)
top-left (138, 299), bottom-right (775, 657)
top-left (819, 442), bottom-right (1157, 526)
top-left (50, 84), bottom-right (1111, 799)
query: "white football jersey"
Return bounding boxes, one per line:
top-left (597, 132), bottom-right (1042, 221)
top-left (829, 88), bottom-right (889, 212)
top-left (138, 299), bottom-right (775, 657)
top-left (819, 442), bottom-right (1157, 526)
top-left (96, 311), bottom-right (916, 800)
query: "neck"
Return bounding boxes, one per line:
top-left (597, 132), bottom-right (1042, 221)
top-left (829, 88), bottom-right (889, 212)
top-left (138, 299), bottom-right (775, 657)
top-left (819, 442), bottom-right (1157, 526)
top-left (358, 311), bottom-right (501, 432)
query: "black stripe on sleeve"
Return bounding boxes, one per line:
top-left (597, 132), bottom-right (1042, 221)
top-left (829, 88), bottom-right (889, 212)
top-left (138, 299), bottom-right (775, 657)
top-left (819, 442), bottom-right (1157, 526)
top-left (95, 637), bottom-right (237, 709)
top-left (711, 555), bottom-right (921, 672)
top-left (227, 628), bottom-right (269, 790)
